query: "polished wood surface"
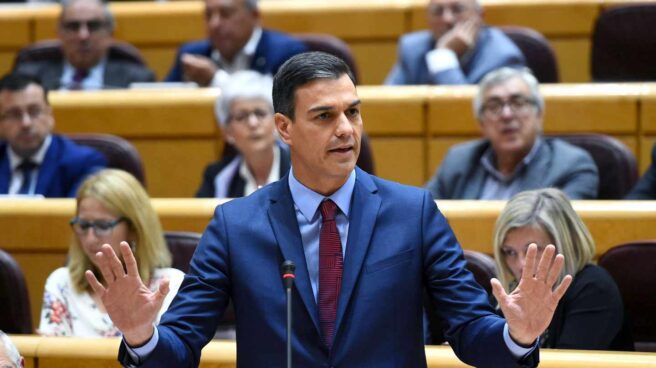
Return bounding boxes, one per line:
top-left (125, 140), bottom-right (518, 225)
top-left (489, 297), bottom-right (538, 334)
top-left (9, 335), bottom-right (656, 367)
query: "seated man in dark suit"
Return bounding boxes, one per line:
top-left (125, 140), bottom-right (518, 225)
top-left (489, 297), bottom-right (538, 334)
top-left (626, 142), bottom-right (656, 199)
top-left (0, 73), bottom-right (106, 197)
top-left (426, 67), bottom-right (599, 199)
top-left (386, 0), bottom-right (525, 85)
top-left (165, 0), bottom-right (307, 86)
top-left (13, 0), bottom-right (155, 90)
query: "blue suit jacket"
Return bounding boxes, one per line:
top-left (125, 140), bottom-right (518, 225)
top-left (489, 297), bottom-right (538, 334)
top-left (626, 143), bottom-right (656, 199)
top-left (120, 168), bottom-right (538, 367)
top-left (385, 27), bottom-right (525, 85)
top-left (0, 135), bottom-right (107, 197)
top-left (164, 29), bottom-right (308, 82)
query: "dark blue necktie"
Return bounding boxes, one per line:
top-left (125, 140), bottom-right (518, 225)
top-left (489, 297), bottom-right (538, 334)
top-left (17, 160), bottom-right (37, 195)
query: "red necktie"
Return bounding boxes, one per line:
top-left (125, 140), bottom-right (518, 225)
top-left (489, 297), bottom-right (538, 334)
top-left (318, 199), bottom-right (343, 349)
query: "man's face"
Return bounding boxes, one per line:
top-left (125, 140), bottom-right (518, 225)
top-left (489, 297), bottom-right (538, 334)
top-left (478, 77), bottom-right (542, 159)
top-left (276, 74), bottom-right (362, 195)
top-left (427, 0), bottom-right (481, 40)
top-left (58, 0), bottom-right (112, 70)
top-left (205, 0), bottom-right (259, 62)
top-left (0, 84), bottom-right (54, 159)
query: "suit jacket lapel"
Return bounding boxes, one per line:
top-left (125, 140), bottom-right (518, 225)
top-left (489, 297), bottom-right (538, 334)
top-left (518, 140), bottom-right (550, 190)
top-left (250, 30), bottom-right (268, 73)
top-left (44, 62), bottom-right (64, 90)
top-left (0, 145), bottom-right (10, 194)
top-left (333, 168), bottom-right (381, 339)
top-left (267, 176), bottom-right (321, 333)
top-left (34, 136), bottom-right (58, 196)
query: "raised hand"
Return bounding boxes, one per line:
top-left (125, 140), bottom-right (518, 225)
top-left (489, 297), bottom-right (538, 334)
top-left (181, 53), bottom-right (218, 87)
top-left (436, 18), bottom-right (481, 57)
top-left (491, 244), bottom-right (573, 346)
top-left (85, 241), bottom-right (170, 346)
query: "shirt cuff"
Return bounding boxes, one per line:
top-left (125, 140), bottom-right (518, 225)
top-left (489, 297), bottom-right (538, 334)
top-left (124, 326), bottom-right (159, 363)
top-left (503, 323), bottom-right (538, 359)
top-left (210, 69), bottom-right (230, 88)
top-left (425, 48), bottom-right (459, 75)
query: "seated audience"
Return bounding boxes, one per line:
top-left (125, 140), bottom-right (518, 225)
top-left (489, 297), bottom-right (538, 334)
top-left (626, 142), bottom-right (656, 199)
top-left (494, 188), bottom-right (632, 350)
top-left (0, 331), bottom-right (23, 368)
top-left (196, 71), bottom-right (289, 197)
top-left (0, 73), bottom-right (106, 197)
top-left (165, 0), bottom-right (307, 86)
top-left (385, 0), bottom-right (525, 85)
top-left (13, 0), bottom-right (155, 90)
top-left (426, 67), bottom-right (598, 199)
top-left (38, 169), bottom-right (184, 336)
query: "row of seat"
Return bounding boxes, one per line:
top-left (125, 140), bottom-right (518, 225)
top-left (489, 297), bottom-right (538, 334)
top-left (3, 235), bottom-right (654, 351)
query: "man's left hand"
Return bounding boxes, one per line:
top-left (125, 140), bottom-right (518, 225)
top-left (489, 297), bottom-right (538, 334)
top-left (491, 244), bottom-right (573, 346)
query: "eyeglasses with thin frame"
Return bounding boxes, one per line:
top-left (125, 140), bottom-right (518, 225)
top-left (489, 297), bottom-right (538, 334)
top-left (480, 95), bottom-right (537, 120)
top-left (60, 19), bottom-right (108, 34)
top-left (229, 108), bottom-right (272, 124)
top-left (70, 217), bottom-right (127, 238)
top-left (0, 105), bottom-right (48, 123)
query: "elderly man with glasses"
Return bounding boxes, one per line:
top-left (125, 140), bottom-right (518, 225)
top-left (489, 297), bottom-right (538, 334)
top-left (14, 0), bottom-right (155, 90)
top-left (386, 0), bottom-right (525, 85)
top-left (426, 67), bottom-right (599, 199)
top-left (0, 73), bottom-right (106, 197)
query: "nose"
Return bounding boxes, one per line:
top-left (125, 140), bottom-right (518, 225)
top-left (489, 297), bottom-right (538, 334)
top-left (19, 112), bottom-right (34, 128)
top-left (76, 23), bottom-right (91, 39)
top-left (246, 113), bottom-right (260, 128)
top-left (442, 8), bottom-right (456, 24)
top-left (335, 113), bottom-right (354, 137)
top-left (499, 103), bottom-right (516, 120)
top-left (208, 12), bottom-right (221, 30)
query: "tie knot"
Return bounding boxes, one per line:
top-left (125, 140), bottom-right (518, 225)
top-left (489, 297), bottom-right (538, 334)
top-left (18, 160), bottom-right (37, 172)
top-left (73, 69), bottom-right (89, 82)
top-left (319, 199), bottom-right (338, 222)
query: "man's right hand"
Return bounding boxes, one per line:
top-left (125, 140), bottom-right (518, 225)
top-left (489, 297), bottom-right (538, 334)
top-left (436, 18), bottom-right (481, 57)
top-left (181, 54), bottom-right (218, 87)
top-left (85, 241), bottom-right (170, 347)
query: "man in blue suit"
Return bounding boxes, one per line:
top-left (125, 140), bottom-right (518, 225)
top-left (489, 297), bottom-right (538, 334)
top-left (164, 0), bottom-right (307, 87)
top-left (386, 0), bottom-right (525, 85)
top-left (0, 73), bottom-right (106, 197)
top-left (89, 52), bottom-right (571, 367)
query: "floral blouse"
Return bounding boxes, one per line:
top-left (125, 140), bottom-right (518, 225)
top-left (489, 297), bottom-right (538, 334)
top-left (38, 267), bottom-right (185, 337)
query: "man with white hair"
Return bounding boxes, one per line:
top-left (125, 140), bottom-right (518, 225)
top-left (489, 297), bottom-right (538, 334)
top-left (386, 0), bottom-right (525, 85)
top-left (426, 67), bottom-right (599, 199)
top-left (0, 331), bottom-right (24, 368)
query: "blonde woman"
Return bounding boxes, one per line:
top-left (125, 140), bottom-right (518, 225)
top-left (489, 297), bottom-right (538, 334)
top-left (39, 169), bottom-right (184, 336)
top-left (493, 188), bottom-right (631, 350)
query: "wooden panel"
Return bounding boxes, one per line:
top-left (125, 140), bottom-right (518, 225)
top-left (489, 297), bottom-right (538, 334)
top-left (369, 137), bottom-right (425, 186)
top-left (134, 138), bottom-right (218, 197)
top-left (551, 38), bottom-right (591, 83)
top-left (428, 85), bottom-right (479, 135)
top-left (641, 92), bottom-right (656, 133)
top-left (640, 137), bottom-right (656, 174)
top-left (427, 137), bottom-right (471, 181)
top-left (50, 89), bottom-right (218, 138)
top-left (0, 9), bottom-right (33, 48)
top-left (32, 7), bottom-right (61, 42)
top-left (358, 86), bottom-right (427, 135)
top-left (351, 41), bottom-right (398, 85)
top-left (0, 51), bottom-right (15, 76)
top-left (140, 47), bottom-right (178, 81)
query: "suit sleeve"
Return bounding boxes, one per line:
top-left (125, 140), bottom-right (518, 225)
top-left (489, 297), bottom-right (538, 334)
top-left (421, 192), bottom-right (538, 367)
top-left (626, 144), bottom-right (656, 199)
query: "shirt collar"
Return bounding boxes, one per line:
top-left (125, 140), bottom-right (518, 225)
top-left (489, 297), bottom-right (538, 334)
top-left (481, 137), bottom-right (542, 182)
top-left (61, 59), bottom-right (107, 89)
top-left (288, 167), bottom-right (356, 222)
top-left (211, 26), bottom-right (262, 64)
top-left (8, 134), bottom-right (52, 170)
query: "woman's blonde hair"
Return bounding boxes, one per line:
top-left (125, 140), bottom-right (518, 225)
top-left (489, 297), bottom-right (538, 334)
top-left (68, 169), bottom-right (171, 293)
top-left (493, 188), bottom-right (595, 293)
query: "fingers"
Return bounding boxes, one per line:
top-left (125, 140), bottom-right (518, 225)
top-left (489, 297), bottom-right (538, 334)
top-left (545, 253), bottom-right (565, 287)
top-left (85, 270), bottom-right (105, 295)
top-left (95, 247), bottom-right (117, 285)
top-left (120, 241), bottom-right (140, 278)
top-left (553, 274), bottom-right (573, 301)
top-left (104, 243), bottom-right (127, 281)
top-left (490, 278), bottom-right (507, 305)
top-left (521, 243), bottom-right (538, 281)
top-left (535, 244), bottom-right (556, 281)
top-left (157, 278), bottom-right (171, 300)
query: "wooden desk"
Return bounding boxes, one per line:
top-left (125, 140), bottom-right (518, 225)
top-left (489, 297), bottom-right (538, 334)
top-left (2, 198), bottom-right (655, 330)
top-left (10, 335), bottom-right (656, 367)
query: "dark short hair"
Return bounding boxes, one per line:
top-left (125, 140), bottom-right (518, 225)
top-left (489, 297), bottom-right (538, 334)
top-left (272, 51), bottom-right (355, 120)
top-left (0, 73), bottom-right (49, 104)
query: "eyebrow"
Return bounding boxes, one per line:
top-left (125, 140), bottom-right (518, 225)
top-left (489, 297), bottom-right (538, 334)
top-left (307, 99), bottom-right (361, 114)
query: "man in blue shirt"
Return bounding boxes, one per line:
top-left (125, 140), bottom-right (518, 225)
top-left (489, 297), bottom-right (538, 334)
top-left (89, 52), bottom-right (571, 367)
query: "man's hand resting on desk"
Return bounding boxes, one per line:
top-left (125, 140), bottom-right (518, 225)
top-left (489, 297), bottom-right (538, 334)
top-left (85, 241), bottom-right (170, 347)
top-left (491, 243), bottom-right (573, 346)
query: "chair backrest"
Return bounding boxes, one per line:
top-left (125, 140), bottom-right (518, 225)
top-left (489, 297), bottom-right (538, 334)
top-left (500, 26), bottom-right (559, 83)
top-left (295, 33), bottom-right (360, 84)
top-left (67, 133), bottom-right (147, 187)
top-left (591, 5), bottom-right (656, 82)
top-left (599, 241), bottom-right (656, 351)
top-left (0, 249), bottom-right (32, 334)
top-left (13, 39), bottom-right (147, 68)
top-left (549, 134), bottom-right (638, 199)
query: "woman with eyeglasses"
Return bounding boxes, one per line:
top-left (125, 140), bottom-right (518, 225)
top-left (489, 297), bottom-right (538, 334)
top-left (493, 188), bottom-right (633, 350)
top-left (195, 70), bottom-right (291, 198)
top-left (38, 169), bottom-right (184, 336)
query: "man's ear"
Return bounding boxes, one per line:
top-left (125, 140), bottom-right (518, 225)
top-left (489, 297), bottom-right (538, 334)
top-left (275, 113), bottom-right (292, 145)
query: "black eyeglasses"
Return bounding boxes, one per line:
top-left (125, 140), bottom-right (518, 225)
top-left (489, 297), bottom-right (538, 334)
top-left (481, 95), bottom-right (537, 119)
top-left (61, 19), bottom-right (108, 34)
top-left (70, 217), bottom-right (126, 237)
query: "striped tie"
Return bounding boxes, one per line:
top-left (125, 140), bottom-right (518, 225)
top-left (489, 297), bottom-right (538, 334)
top-left (318, 199), bottom-right (343, 349)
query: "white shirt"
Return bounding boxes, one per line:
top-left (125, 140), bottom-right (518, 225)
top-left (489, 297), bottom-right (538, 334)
top-left (7, 134), bottom-right (52, 195)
